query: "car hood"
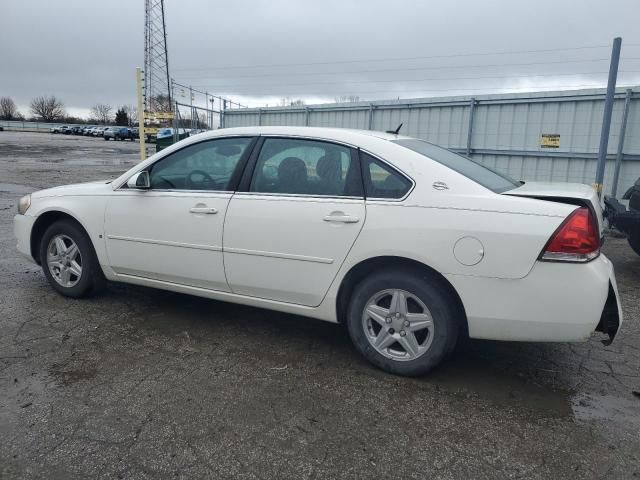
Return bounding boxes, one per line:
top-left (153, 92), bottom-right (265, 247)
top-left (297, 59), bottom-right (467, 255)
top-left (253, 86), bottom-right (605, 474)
top-left (503, 181), bottom-right (604, 235)
top-left (32, 180), bottom-right (113, 198)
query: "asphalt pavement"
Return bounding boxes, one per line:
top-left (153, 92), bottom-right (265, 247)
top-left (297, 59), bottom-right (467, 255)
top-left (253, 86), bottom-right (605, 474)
top-left (1, 131), bottom-right (639, 479)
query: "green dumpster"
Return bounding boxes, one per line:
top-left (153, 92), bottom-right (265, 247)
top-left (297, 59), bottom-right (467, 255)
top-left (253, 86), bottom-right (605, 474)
top-left (156, 132), bottom-right (189, 152)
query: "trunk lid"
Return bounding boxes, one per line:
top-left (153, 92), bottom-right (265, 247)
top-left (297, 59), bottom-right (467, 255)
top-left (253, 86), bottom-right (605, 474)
top-left (502, 181), bottom-right (604, 236)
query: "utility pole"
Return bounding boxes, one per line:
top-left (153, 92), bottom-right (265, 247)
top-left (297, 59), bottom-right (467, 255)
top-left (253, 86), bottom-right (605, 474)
top-left (594, 37), bottom-right (622, 197)
top-left (205, 91), bottom-right (210, 129)
top-left (171, 78), bottom-right (178, 144)
top-left (220, 99), bottom-right (227, 129)
top-left (466, 97), bottom-right (476, 156)
top-left (611, 88), bottom-right (633, 198)
top-left (144, 0), bottom-right (172, 139)
top-left (189, 86), bottom-right (194, 130)
top-left (136, 67), bottom-right (146, 161)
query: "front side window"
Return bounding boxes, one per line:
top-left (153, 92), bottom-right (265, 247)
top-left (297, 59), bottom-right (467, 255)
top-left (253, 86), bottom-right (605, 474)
top-left (149, 137), bottom-right (252, 191)
top-left (249, 138), bottom-right (361, 196)
top-left (360, 152), bottom-right (412, 199)
top-left (392, 139), bottom-right (519, 193)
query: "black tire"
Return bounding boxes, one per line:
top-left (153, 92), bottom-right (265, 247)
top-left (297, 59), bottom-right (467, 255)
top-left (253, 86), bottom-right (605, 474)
top-left (629, 230), bottom-right (640, 256)
top-left (39, 219), bottom-right (106, 298)
top-left (346, 269), bottom-right (459, 376)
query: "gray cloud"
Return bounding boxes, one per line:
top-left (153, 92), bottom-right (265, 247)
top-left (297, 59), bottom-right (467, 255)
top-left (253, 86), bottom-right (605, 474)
top-left (2, 0), bottom-right (640, 116)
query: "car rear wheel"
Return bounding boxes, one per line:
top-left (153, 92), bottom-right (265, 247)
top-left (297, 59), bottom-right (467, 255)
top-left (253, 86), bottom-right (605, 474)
top-left (346, 270), bottom-right (459, 376)
top-left (40, 220), bottom-right (105, 298)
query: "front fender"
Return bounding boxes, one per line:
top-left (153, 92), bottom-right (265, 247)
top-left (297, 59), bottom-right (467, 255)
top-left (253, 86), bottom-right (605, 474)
top-left (28, 196), bottom-right (109, 270)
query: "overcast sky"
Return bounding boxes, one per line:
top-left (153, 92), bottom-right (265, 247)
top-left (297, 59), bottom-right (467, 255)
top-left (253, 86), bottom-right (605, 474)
top-left (2, 0), bottom-right (640, 117)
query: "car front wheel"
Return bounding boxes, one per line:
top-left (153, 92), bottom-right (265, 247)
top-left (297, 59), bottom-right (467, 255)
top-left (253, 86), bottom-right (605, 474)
top-left (40, 220), bottom-right (105, 298)
top-left (346, 270), bottom-right (459, 376)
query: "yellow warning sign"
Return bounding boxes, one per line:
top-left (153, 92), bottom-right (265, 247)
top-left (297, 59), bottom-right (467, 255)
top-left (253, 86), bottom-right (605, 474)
top-left (144, 111), bottom-right (174, 121)
top-left (540, 134), bottom-right (560, 148)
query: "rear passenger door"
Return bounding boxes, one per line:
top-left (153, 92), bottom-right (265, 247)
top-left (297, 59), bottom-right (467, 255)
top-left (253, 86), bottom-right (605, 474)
top-left (223, 137), bottom-right (366, 307)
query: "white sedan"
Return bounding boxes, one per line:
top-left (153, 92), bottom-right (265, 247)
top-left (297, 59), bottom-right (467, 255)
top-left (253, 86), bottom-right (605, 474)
top-left (14, 127), bottom-right (622, 375)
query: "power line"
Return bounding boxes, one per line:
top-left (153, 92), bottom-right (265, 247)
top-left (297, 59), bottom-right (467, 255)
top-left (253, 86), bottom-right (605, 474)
top-left (189, 70), bottom-right (640, 90)
top-left (177, 57), bottom-right (640, 82)
top-left (208, 83), bottom-right (639, 98)
top-left (173, 43), bottom-right (640, 72)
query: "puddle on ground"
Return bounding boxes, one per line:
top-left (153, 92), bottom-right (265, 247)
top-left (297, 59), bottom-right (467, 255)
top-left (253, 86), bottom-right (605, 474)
top-left (427, 354), bottom-right (572, 418)
top-left (0, 183), bottom-right (35, 194)
top-left (572, 392), bottom-right (640, 430)
top-left (63, 158), bottom-right (135, 166)
top-left (48, 365), bottom-right (98, 386)
top-left (427, 352), bottom-right (640, 430)
top-left (0, 373), bottom-right (51, 435)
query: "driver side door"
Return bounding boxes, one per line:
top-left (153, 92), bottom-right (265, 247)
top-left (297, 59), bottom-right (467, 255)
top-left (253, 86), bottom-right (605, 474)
top-left (104, 136), bottom-right (255, 291)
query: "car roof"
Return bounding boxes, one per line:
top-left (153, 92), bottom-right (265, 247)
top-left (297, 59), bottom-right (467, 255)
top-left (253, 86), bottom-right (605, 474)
top-left (194, 126), bottom-right (412, 144)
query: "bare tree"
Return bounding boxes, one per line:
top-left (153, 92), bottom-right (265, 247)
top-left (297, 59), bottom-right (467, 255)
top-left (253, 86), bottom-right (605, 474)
top-left (149, 94), bottom-right (171, 113)
top-left (123, 105), bottom-right (138, 125)
top-left (280, 97), bottom-right (306, 107)
top-left (30, 95), bottom-right (65, 121)
top-left (0, 96), bottom-right (18, 120)
top-left (334, 95), bottom-right (360, 104)
top-left (91, 104), bottom-right (113, 124)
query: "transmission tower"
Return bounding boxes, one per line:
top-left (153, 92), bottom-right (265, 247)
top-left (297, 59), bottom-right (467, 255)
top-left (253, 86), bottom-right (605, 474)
top-left (144, 0), bottom-right (172, 114)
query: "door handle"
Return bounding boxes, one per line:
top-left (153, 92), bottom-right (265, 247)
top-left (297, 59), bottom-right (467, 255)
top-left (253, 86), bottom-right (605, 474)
top-left (323, 213), bottom-right (360, 223)
top-left (189, 206), bottom-right (218, 214)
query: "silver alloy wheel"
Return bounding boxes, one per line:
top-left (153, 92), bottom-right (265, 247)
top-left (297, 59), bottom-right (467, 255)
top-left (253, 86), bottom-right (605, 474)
top-left (47, 234), bottom-right (82, 288)
top-left (362, 289), bottom-right (435, 362)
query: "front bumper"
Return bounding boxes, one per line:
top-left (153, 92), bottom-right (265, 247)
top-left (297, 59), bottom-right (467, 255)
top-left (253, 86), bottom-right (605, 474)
top-left (14, 213), bottom-right (37, 262)
top-left (446, 254), bottom-right (622, 343)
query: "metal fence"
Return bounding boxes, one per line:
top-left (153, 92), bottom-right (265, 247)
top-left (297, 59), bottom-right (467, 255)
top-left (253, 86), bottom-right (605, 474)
top-left (0, 120), bottom-right (65, 133)
top-left (224, 87), bottom-right (640, 197)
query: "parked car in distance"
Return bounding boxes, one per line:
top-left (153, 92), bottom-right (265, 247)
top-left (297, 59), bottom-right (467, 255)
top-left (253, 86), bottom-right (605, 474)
top-left (128, 127), bottom-right (139, 139)
top-left (61, 125), bottom-right (73, 134)
top-left (93, 126), bottom-right (108, 137)
top-left (13, 126), bottom-right (622, 376)
top-left (71, 126), bottom-right (84, 135)
top-left (103, 126), bottom-right (130, 141)
top-left (82, 126), bottom-right (96, 135)
top-left (50, 125), bottom-right (62, 134)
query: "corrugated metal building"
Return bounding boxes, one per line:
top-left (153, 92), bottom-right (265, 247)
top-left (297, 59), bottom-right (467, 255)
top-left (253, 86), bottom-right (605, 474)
top-left (224, 87), bottom-right (640, 196)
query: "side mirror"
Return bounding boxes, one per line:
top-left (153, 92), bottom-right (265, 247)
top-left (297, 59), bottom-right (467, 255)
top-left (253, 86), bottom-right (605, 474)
top-left (127, 171), bottom-right (150, 189)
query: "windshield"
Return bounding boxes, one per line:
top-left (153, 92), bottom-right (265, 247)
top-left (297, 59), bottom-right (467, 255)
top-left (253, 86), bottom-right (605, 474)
top-left (393, 139), bottom-right (519, 193)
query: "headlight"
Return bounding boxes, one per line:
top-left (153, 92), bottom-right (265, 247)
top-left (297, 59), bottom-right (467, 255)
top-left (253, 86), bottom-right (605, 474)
top-left (17, 194), bottom-right (31, 215)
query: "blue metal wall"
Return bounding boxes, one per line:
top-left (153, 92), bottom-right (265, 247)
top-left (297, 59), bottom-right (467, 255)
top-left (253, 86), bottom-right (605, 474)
top-left (224, 87), bottom-right (640, 196)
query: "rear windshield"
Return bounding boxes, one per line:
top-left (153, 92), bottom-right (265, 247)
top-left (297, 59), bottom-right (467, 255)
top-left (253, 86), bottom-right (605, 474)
top-left (392, 139), bottom-right (519, 193)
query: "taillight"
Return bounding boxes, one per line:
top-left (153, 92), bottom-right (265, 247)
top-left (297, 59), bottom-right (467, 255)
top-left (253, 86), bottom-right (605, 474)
top-left (540, 207), bottom-right (600, 262)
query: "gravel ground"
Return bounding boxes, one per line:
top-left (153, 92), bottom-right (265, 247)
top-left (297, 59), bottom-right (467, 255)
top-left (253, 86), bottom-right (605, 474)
top-left (1, 131), bottom-right (639, 479)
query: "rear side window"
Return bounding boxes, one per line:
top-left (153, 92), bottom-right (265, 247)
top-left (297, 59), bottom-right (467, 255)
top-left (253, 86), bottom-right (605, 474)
top-left (360, 152), bottom-right (412, 199)
top-left (393, 139), bottom-right (519, 193)
top-left (249, 138), bottom-right (362, 197)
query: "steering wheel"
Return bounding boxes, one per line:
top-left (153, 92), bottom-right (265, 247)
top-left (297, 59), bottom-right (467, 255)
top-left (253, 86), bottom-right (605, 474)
top-left (157, 176), bottom-right (176, 188)
top-left (187, 170), bottom-right (215, 189)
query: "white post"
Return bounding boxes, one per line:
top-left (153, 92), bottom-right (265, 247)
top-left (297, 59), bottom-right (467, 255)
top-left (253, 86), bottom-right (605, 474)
top-left (136, 67), bottom-right (146, 161)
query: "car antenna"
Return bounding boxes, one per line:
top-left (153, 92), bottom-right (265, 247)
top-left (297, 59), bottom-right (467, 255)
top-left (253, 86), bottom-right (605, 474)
top-left (385, 123), bottom-right (403, 135)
